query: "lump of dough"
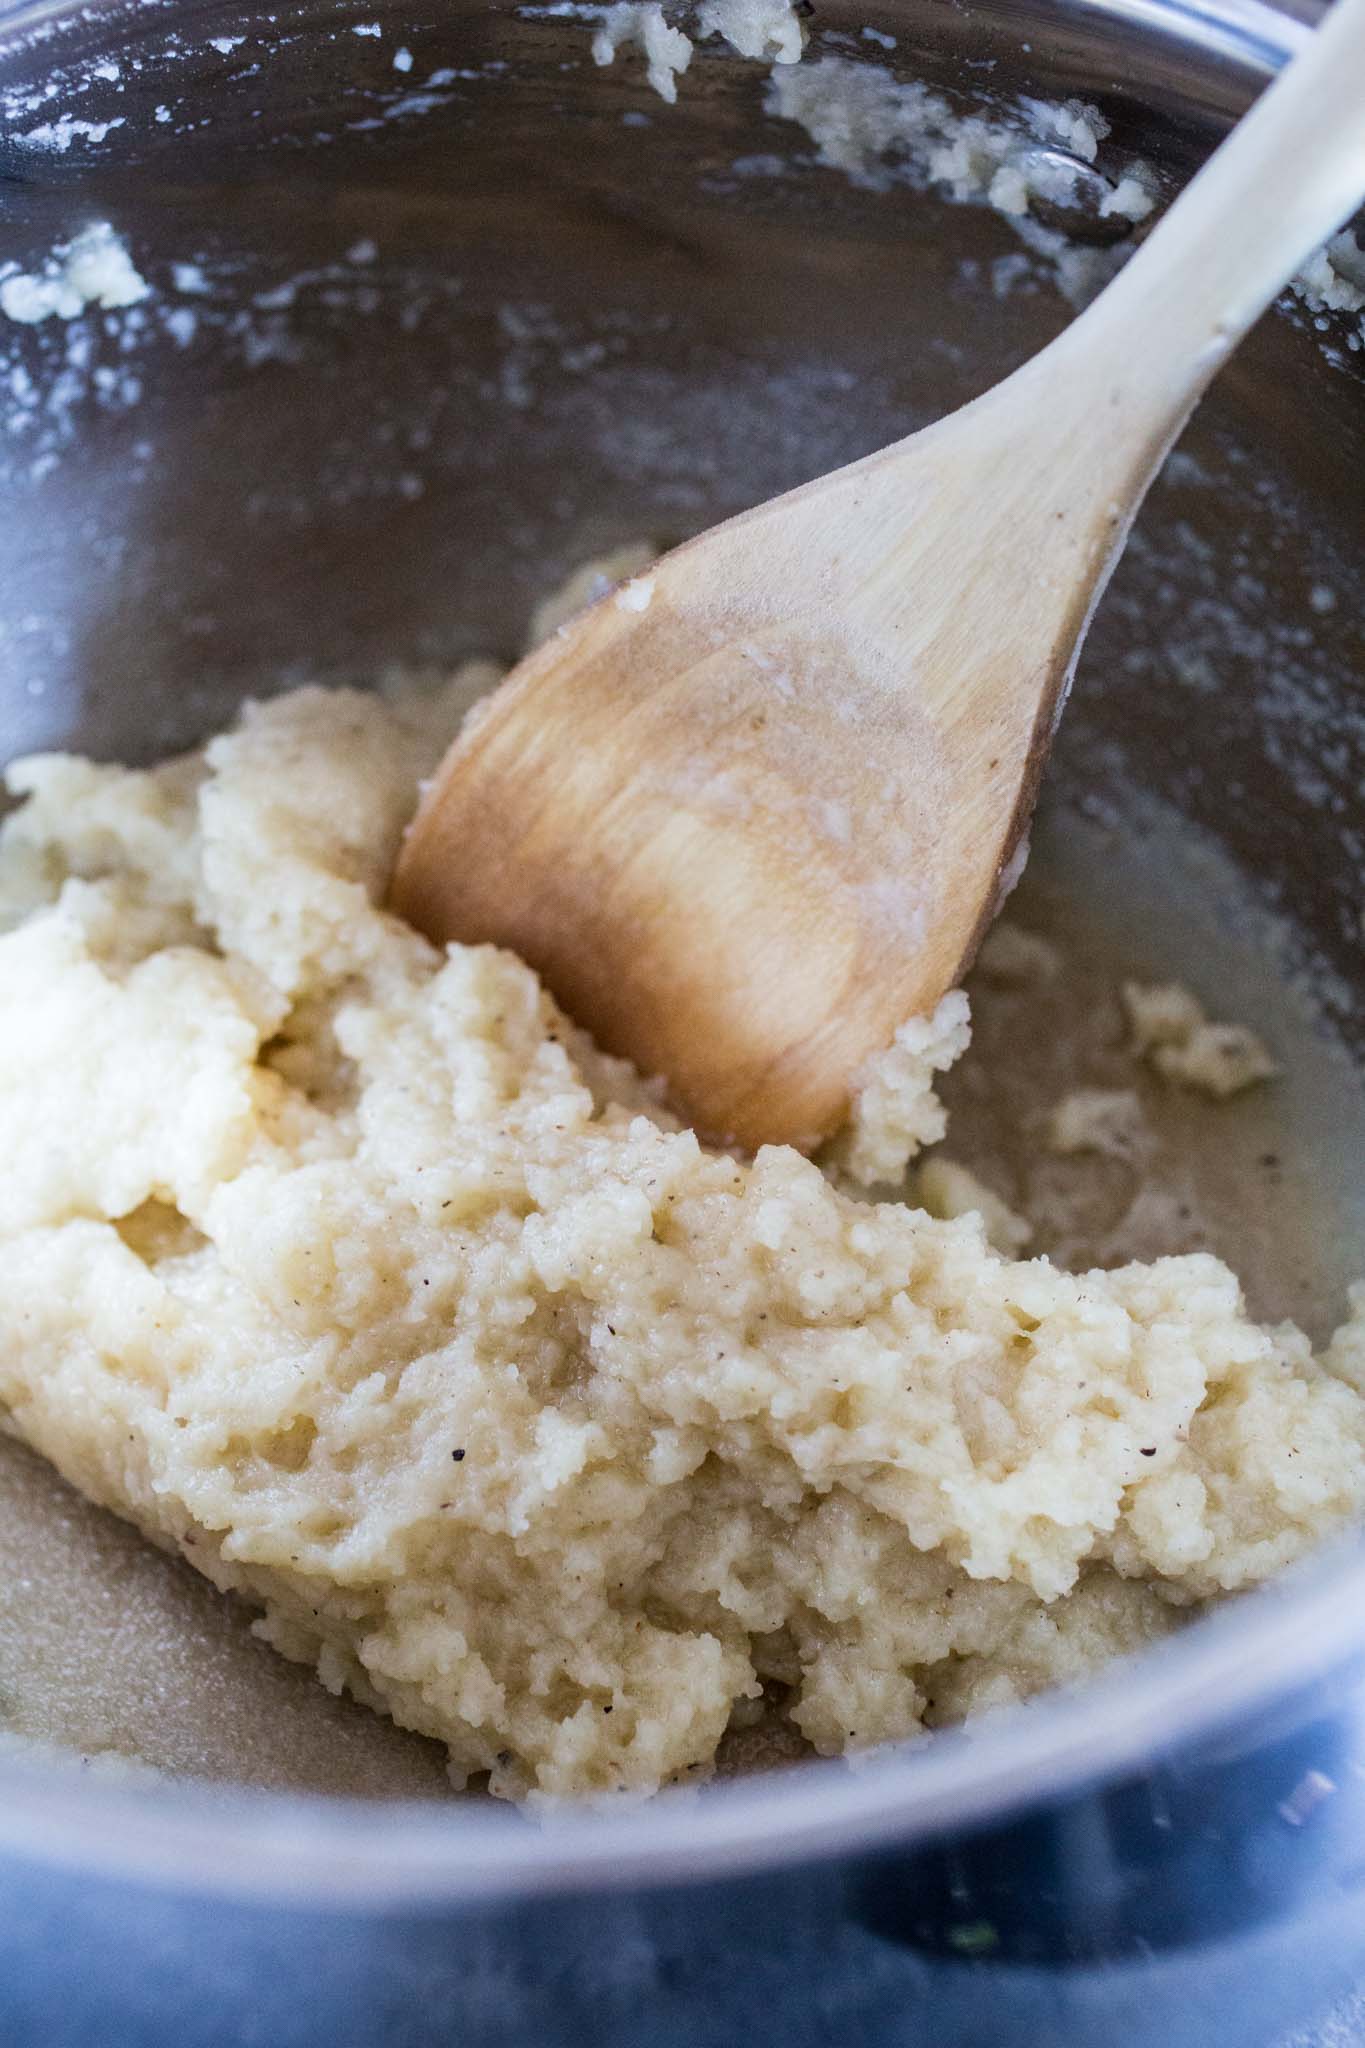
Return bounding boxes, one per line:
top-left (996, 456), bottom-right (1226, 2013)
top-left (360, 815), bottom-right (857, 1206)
top-left (1122, 981), bottom-right (1278, 1098)
top-left (2, 688), bottom-right (1363, 1805)
top-left (824, 991), bottom-right (972, 1188)
top-left (915, 1157), bottom-right (1032, 1256)
top-left (592, 4), bottom-right (695, 102)
top-left (589, 0), bottom-right (804, 101)
top-left (1046, 1087), bottom-right (1146, 1160)
top-left (0, 222), bottom-right (150, 327)
top-left (697, 0), bottom-right (805, 63)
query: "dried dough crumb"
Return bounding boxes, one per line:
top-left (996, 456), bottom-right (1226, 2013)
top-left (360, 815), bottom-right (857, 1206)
top-left (590, 0), bottom-right (803, 100)
top-left (0, 222), bottom-right (149, 327)
top-left (697, 0), bottom-right (805, 63)
top-left (1122, 981), bottom-right (1279, 1099)
top-left (592, 3), bottom-right (694, 103)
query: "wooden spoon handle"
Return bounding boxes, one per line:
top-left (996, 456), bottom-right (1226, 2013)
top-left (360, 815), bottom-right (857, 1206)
top-left (1059, 0), bottom-right (1365, 401)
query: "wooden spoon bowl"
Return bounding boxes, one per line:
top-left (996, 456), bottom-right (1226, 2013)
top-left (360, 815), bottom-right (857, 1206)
top-left (393, 0), bottom-right (1365, 1150)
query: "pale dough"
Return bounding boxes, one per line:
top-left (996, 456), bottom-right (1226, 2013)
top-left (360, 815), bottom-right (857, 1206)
top-left (1123, 981), bottom-right (1279, 1098)
top-left (591, 0), bottom-right (804, 102)
top-left (3, 666), bottom-right (1365, 1803)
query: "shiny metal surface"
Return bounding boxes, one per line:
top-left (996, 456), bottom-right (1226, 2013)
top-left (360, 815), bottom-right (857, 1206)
top-left (0, 0), bottom-right (1363, 2038)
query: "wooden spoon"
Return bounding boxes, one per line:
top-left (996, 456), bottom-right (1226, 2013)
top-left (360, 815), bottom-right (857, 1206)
top-left (393, 0), bottom-right (1365, 1152)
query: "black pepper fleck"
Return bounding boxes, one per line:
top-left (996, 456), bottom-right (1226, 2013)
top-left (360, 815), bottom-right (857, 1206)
top-left (452, 1448), bottom-right (466, 1462)
top-left (1140, 1447), bottom-right (1157, 1457)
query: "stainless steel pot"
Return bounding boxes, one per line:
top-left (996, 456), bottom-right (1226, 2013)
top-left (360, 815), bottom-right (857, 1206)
top-left (1, 0), bottom-right (1363, 2041)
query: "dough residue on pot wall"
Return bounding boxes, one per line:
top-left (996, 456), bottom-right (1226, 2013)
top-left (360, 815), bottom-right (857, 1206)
top-left (584, 10), bottom-right (1365, 352)
top-left (3, 670), bottom-right (1365, 1803)
top-left (1122, 981), bottom-right (1279, 1099)
top-left (0, 222), bottom-right (149, 326)
top-left (591, 0), bottom-right (804, 102)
